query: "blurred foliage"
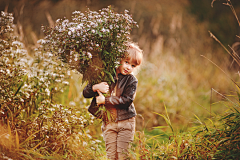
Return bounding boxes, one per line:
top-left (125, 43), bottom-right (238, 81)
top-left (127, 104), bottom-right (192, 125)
top-left (188, 0), bottom-right (240, 46)
top-left (0, 0), bottom-right (239, 51)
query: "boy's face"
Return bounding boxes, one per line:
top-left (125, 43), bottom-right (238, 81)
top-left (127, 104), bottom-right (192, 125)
top-left (117, 58), bottom-right (137, 75)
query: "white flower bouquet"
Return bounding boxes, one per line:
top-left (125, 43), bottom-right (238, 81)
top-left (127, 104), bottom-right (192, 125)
top-left (42, 6), bottom-right (138, 85)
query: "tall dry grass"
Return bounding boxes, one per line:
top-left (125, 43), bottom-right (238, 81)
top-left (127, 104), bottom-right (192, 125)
top-left (0, 124), bottom-right (15, 151)
top-left (132, 0), bottom-right (237, 130)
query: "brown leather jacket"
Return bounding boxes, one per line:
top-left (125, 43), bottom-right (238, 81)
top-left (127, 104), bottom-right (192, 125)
top-left (83, 73), bottom-right (137, 121)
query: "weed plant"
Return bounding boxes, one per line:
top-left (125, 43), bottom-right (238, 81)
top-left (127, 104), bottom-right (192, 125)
top-left (0, 11), bottom-right (104, 159)
top-left (127, 92), bottom-right (240, 159)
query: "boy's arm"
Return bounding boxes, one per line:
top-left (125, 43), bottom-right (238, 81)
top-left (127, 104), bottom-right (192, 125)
top-left (83, 82), bottom-right (109, 98)
top-left (105, 80), bottom-right (138, 110)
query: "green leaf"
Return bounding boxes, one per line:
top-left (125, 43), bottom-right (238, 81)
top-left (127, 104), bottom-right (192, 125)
top-left (102, 60), bottom-right (106, 67)
top-left (97, 31), bottom-right (102, 37)
top-left (153, 126), bottom-right (169, 129)
top-left (103, 50), bottom-right (109, 55)
top-left (15, 73), bottom-right (28, 96)
top-left (112, 67), bottom-right (116, 76)
top-left (154, 106), bottom-right (174, 133)
top-left (104, 70), bottom-right (115, 83)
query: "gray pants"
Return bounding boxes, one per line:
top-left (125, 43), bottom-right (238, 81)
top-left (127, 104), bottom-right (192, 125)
top-left (102, 117), bottom-right (135, 160)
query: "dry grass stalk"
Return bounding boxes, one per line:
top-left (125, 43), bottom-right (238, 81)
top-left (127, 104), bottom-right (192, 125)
top-left (45, 11), bottom-right (54, 28)
top-left (0, 124), bottom-right (14, 150)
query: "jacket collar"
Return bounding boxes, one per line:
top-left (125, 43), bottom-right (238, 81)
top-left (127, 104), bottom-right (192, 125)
top-left (114, 73), bottom-right (125, 82)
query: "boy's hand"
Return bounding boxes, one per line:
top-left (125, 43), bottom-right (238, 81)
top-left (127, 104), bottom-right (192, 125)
top-left (96, 90), bottom-right (105, 105)
top-left (92, 82), bottom-right (109, 93)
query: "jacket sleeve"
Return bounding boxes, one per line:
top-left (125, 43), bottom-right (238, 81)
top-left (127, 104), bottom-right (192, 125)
top-left (88, 97), bottom-right (102, 118)
top-left (105, 78), bottom-right (138, 110)
top-left (83, 84), bottom-right (96, 98)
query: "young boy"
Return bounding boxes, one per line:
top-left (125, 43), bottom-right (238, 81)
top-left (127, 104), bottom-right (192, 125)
top-left (83, 42), bottom-right (143, 159)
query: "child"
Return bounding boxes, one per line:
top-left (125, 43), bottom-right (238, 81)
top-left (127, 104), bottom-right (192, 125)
top-left (83, 42), bottom-right (143, 159)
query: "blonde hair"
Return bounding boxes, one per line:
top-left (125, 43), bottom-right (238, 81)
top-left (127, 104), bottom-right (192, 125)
top-left (126, 42), bottom-right (143, 66)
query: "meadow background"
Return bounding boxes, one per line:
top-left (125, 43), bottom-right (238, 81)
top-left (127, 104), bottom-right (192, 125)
top-left (0, 0), bottom-right (240, 159)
